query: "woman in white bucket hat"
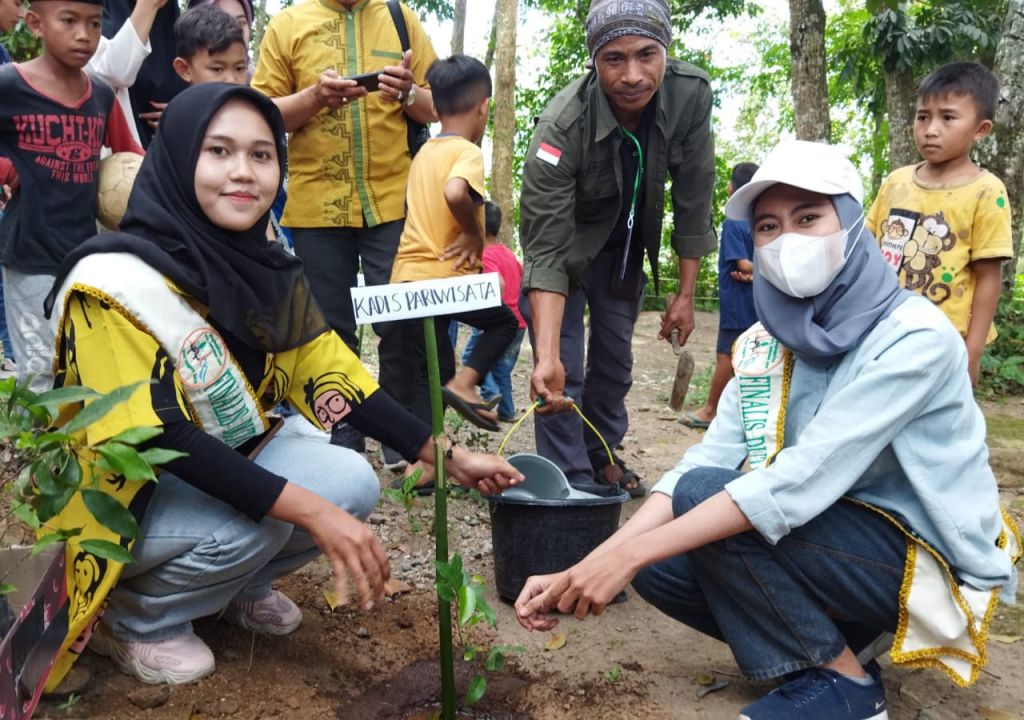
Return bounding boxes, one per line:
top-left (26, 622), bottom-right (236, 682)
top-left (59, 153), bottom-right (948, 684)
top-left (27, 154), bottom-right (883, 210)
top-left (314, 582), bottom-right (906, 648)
top-left (516, 139), bottom-right (1019, 720)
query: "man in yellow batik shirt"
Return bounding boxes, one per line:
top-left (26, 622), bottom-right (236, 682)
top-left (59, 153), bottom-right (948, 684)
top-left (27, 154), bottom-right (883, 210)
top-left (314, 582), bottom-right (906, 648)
top-left (253, 0), bottom-right (437, 460)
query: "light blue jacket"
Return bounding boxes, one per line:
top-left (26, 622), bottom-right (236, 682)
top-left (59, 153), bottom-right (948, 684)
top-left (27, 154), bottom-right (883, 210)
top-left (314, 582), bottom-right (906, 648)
top-left (654, 295), bottom-right (1016, 600)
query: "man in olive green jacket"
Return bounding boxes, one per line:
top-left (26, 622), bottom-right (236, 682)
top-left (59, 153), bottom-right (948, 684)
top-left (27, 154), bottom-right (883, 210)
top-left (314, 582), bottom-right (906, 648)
top-left (519, 0), bottom-right (715, 494)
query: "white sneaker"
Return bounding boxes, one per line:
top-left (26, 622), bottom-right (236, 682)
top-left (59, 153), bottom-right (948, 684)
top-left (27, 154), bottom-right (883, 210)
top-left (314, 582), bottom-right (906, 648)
top-left (224, 590), bottom-right (302, 636)
top-left (89, 625), bottom-right (215, 685)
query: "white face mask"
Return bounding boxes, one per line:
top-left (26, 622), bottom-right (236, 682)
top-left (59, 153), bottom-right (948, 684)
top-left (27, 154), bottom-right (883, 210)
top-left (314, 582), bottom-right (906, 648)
top-left (754, 219), bottom-right (860, 298)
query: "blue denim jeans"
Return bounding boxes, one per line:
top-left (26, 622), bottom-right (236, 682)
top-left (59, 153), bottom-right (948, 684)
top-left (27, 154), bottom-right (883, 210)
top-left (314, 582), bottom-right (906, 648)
top-left (632, 467), bottom-right (906, 680)
top-left (462, 326), bottom-right (525, 420)
top-left (102, 435), bottom-right (380, 642)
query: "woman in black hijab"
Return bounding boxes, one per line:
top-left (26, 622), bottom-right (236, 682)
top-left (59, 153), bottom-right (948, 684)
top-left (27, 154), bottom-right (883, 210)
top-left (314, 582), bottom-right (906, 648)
top-left (45, 84), bottom-right (520, 688)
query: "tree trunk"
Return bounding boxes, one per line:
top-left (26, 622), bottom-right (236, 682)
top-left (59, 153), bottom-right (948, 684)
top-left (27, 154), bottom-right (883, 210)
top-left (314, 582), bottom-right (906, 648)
top-left (885, 66), bottom-right (918, 169)
top-left (251, 0), bottom-right (271, 59)
top-left (976, 0), bottom-right (1024, 295)
top-left (491, 0), bottom-right (519, 249)
top-left (788, 0), bottom-right (831, 142)
top-left (484, 2), bottom-right (499, 70)
top-left (451, 0), bottom-right (467, 55)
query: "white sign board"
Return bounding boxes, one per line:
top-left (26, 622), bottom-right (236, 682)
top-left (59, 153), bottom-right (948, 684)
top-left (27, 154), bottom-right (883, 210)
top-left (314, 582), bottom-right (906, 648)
top-left (351, 273), bottom-right (502, 325)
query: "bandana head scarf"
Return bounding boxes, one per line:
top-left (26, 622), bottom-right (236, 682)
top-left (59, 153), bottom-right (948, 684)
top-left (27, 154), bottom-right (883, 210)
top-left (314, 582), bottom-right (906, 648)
top-left (48, 83), bottom-right (328, 353)
top-left (586, 0), bottom-right (671, 57)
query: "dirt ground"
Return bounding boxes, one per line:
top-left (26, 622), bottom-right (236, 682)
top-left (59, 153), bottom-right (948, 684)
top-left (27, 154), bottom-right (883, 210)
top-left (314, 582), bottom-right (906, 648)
top-left (32, 310), bottom-right (1024, 720)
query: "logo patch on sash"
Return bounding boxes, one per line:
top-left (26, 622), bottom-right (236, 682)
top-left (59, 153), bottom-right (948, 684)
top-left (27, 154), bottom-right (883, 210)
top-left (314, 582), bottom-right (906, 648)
top-left (734, 326), bottom-right (785, 376)
top-left (179, 327), bottom-right (229, 389)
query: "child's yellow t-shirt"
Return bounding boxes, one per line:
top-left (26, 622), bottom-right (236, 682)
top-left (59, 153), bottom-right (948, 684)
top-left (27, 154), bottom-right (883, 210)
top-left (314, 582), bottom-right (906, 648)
top-left (866, 164), bottom-right (1012, 340)
top-left (390, 135), bottom-right (485, 283)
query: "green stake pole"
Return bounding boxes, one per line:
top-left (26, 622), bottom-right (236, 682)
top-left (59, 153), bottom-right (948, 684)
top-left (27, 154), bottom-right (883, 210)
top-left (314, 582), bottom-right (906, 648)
top-left (423, 317), bottom-right (456, 719)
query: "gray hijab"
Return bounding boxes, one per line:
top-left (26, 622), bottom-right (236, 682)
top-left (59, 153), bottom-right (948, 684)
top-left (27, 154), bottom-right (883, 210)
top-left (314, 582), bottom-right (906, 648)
top-left (753, 193), bottom-right (912, 368)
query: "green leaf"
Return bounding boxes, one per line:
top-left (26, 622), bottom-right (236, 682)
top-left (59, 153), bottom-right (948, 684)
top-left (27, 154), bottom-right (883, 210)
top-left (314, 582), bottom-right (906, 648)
top-left (34, 532), bottom-right (66, 553)
top-left (110, 426), bottom-right (163, 445)
top-left (12, 500), bottom-right (40, 529)
top-left (485, 644), bottom-right (524, 672)
top-left (485, 647), bottom-right (505, 672)
top-left (457, 584), bottom-right (477, 626)
top-left (464, 674), bottom-right (486, 706)
top-left (57, 455), bottom-right (82, 490)
top-left (401, 468), bottom-right (423, 495)
top-left (137, 448), bottom-right (188, 467)
top-left (97, 442), bottom-right (155, 482)
top-left (476, 595), bottom-right (498, 630)
top-left (435, 582), bottom-right (455, 603)
top-left (0, 583), bottom-right (15, 596)
top-left (60, 381), bottom-right (150, 434)
top-left (32, 458), bottom-right (59, 494)
top-left (81, 489), bottom-right (141, 539)
top-left (463, 645), bottom-right (477, 661)
top-left (33, 386), bottom-right (99, 417)
top-left (34, 484), bottom-right (77, 524)
top-left (79, 539), bottom-right (134, 565)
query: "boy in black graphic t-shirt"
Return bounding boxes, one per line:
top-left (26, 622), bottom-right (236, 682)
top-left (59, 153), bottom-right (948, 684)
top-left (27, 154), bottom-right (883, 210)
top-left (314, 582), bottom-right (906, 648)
top-left (0, 0), bottom-right (142, 391)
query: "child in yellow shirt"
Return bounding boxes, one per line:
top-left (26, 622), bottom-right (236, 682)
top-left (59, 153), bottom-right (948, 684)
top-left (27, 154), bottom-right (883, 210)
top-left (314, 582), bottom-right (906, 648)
top-left (867, 62), bottom-right (1012, 384)
top-left (390, 55), bottom-right (517, 445)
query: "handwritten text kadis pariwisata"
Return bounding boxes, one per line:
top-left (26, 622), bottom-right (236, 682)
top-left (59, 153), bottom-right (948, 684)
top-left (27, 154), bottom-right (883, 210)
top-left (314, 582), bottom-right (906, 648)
top-left (350, 273), bottom-right (503, 325)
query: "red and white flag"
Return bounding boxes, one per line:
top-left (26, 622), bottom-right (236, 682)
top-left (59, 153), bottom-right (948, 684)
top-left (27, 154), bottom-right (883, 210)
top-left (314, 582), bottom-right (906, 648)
top-left (535, 142), bottom-right (562, 167)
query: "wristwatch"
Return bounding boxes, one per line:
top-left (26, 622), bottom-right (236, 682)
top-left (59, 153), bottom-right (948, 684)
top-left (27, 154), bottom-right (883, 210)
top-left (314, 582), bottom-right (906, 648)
top-left (405, 83), bottom-right (418, 107)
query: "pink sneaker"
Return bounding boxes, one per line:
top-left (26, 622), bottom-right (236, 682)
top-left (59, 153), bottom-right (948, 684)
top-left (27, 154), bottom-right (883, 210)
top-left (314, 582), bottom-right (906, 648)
top-left (224, 590), bottom-right (302, 636)
top-left (89, 625), bottom-right (215, 685)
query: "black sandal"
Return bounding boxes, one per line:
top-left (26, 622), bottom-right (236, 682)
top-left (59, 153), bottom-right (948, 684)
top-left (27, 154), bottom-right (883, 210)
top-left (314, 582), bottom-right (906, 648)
top-left (590, 452), bottom-right (646, 499)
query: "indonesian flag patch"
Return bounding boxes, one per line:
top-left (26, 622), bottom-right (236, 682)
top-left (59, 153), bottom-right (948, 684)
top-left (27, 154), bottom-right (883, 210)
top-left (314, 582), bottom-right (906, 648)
top-left (536, 142), bottom-right (562, 166)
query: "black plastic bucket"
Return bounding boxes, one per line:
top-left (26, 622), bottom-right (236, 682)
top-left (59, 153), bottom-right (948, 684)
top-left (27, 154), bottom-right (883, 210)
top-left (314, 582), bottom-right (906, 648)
top-left (488, 483), bottom-right (629, 603)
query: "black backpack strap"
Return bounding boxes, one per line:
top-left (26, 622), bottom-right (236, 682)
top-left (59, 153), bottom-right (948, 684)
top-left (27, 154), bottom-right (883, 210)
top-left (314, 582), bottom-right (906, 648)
top-left (387, 0), bottom-right (411, 53)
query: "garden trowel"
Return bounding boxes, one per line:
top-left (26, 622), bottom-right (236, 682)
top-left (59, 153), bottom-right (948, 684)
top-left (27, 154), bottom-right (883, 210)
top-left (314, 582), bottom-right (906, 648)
top-left (665, 293), bottom-right (695, 412)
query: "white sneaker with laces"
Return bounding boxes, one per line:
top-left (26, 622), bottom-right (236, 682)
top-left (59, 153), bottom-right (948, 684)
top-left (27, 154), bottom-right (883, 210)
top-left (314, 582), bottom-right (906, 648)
top-left (89, 625), bottom-right (215, 685)
top-left (225, 590), bottom-right (302, 636)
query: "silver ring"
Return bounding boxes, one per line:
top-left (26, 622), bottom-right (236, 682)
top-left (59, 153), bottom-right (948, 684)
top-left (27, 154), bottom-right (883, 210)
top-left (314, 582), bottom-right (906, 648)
top-left (397, 90), bottom-right (403, 101)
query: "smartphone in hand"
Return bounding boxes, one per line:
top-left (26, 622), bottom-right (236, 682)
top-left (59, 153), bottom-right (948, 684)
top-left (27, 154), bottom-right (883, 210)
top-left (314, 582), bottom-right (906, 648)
top-left (346, 71), bottom-right (381, 92)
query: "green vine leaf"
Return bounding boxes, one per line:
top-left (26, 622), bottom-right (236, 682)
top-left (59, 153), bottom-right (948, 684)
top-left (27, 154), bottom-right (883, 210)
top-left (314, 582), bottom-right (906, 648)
top-left (110, 426), bottom-right (163, 445)
top-left (97, 442), bottom-right (155, 482)
top-left (60, 381), bottom-right (150, 434)
top-left (464, 674), bottom-right (486, 706)
top-left (137, 448), bottom-right (188, 467)
top-left (79, 539), bottom-right (134, 565)
top-left (81, 489), bottom-right (141, 539)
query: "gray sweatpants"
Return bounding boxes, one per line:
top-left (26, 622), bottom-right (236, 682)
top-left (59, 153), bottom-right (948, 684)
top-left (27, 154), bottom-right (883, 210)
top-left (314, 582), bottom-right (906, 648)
top-left (2, 267), bottom-right (56, 393)
top-left (520, 250), bottom-right (645, 487)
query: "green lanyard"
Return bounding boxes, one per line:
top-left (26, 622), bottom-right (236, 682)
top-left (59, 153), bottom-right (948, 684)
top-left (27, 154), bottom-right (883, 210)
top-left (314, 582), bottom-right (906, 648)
top-left (620, 127), bottom-right (644, 280)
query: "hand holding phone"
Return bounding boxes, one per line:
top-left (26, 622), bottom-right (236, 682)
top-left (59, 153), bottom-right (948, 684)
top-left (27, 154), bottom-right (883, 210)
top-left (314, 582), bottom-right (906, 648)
top-left (346, 71), bottom-right (382, 92)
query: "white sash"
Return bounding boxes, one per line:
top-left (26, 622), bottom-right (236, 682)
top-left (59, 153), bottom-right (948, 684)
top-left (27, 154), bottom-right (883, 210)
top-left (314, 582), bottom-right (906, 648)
top-left (731, 323), bottom-right (1021, 686)
top-left (731, 323), bottom-right (792, 469)
top-left (52, 253), bottom-right (266, 448)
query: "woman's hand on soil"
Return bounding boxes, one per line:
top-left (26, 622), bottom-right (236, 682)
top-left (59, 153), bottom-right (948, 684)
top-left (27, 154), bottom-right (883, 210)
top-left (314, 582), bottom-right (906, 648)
top-left (307, 504), bottom-right (390, 611)
top-left (446, 446), bottom-right (523, 495)
top-left (516, 552), bottom-right (637, 625)
top-left (514, 573), bottom-right (565, 631)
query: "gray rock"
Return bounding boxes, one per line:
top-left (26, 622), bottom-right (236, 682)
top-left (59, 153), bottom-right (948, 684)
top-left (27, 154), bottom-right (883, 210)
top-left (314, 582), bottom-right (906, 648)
top-left (368, 513), bottom-right (387, 525)
top-left (127, 685), bottom-right (170, 710)
top-left (355, 626), bottom-right (371, 639)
